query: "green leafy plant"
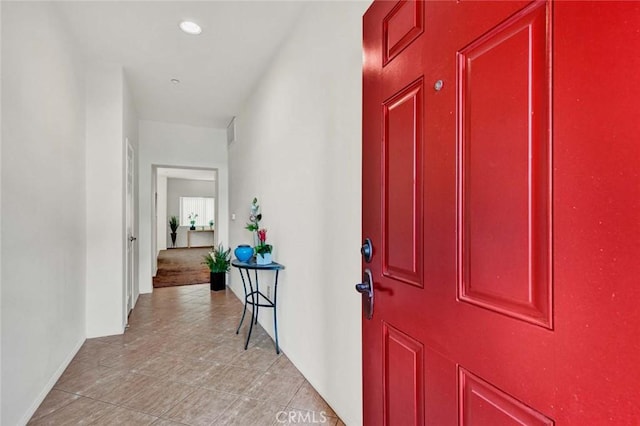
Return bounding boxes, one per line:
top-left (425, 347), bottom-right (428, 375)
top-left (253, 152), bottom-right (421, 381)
top-left (188, 212), bottom-right (198, 226)
top-left (169, 216), bottom-right (179, 233)
top-left (203, 244), bottom-right (231, 273)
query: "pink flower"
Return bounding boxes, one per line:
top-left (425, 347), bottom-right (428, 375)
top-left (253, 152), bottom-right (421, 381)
top-left (257, 229), bottom-right (267, 243)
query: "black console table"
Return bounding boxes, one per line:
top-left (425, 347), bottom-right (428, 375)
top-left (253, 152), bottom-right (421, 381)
top-left (232, 259), bottom-right (285, 354)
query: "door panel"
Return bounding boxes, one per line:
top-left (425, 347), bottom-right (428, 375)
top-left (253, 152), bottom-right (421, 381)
top-left (459, 368), bottom-right (554, 426)
top-left (383, 0), bottom-right (424, 65)
top-left (457, 2), bottom-right (552, 328)
top-left (383, 322), bottom-right (424, 425)
top-left (382, 78), bottom-right (424, 287)
top-left (363, 0), bottom-right (640, 424)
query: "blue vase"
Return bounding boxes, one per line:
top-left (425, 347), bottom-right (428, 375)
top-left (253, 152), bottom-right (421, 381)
top-left (234, 245), bottom-right (253, 262)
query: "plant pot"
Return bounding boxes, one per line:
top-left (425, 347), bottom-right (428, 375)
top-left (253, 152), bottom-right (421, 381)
top-left (256, 252), bottom-right (272, 265)
top-left (210, 272), bottom-right (226, 291)
top-left (170, 232), bottom-right (177, 247)
top-left (234, 245), bottom-right (254, 262)
top-left (190, 225), bottom-right (196, 230)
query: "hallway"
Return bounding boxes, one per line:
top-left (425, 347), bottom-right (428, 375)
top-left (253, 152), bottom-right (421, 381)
top-left (28, 285), bottom-right (342, 425)
top-left (2, 1), bottom-right (365, 423)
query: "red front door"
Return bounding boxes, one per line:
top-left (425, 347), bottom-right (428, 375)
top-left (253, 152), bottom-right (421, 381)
top-left (361, 1), bottom-right (640, 424)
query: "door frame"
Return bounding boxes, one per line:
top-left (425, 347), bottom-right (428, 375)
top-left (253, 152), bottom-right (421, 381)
top-left (149, 164), bottom-right (219, 287)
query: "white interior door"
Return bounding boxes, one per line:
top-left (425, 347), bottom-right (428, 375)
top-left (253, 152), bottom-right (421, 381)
top-left (125, 139), bottom-right (135, 318)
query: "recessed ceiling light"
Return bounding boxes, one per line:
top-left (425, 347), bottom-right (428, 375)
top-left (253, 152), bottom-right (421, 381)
top-left (179, 21), bottom-right (202, 35)
top-left (171, 78), bottom-right (180, 84)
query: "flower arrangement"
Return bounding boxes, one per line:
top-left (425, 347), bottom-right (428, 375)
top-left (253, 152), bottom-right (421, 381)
top-left (188, 212), bottom-right (198, 226)
top-left (255, 228), bottom-right (272, 255)
top-left (245, 198), bottom-right (273, 264)
top-left (245, 198), bottom-right (262, 232)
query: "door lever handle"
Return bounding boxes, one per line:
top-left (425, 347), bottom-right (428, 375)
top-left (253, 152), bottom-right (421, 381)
top-left (355, 282), bottom-right (370, 294)
top-left (355, 269), bottom-right (374, 320)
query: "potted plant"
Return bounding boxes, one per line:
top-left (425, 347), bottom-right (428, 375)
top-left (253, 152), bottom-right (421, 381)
top-left (169, 216), bottom-right (179, 247)
top-left (255, 228), bottom-right (273, 265)
top-left (188, 212), bottom-right (198, 230)
top-left (203, 243), bottom-right (231, 291)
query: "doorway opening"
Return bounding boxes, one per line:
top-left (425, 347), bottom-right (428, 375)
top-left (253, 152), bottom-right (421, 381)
top-left (151, 165), bottom-right (218, 288)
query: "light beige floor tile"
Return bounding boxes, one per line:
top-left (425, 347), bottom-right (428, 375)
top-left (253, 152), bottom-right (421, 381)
top-left (163, 388), bottom-right (237, 426)
top-left (135, 351), bottom-right (213, 385)
top-left (55, 358), bottom-right (97, 382)
top-left (30, 283), bottom-right (343, 425)
top-left (213, 396), bottom-right (285, 426)
top-left (199, 341), bottom-right (245, 363)
top-left (145, 335), bottom-right (195, 355)
top-left (150, 419), bottom-right (189, 426)
top-left (29, 390), bottom-right (80, 422)
top-left (80, 371), bottom-right (156, 405)
top-left (134, 353), bottom-right (184, 378)
top-left (92, 330), bottom-right (147, 347)
top-left (287, 381), bottom-right (336, 417)
top-left (54, 365), bottom-right (115, 394)
top-left (228, 345), bottom-right (281, 371)
top-left (160, 359), bottom-right (213, 386)
top-left (267, 355), bottom-right (304, 380)
top-left (88, 405), bottom-right (157, 425)
top-left (165, 339), bottom-right (221, 361)
top-left (29, 397), bottom-right (111, 425)
top-left (74, 341), bottom-right (124, 367)
top-left (98, 346), bottom-right (156, 369)
top-left (120, 377), bottom-right (198, 416)
top-left (197, 363), bottom-right (262, 395)
top-left (244, 370), bottom-right (305, 406)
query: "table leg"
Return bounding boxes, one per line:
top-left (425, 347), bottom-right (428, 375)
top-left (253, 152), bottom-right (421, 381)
top-left (273, 270), bottom-right (280, 354)
top-left (236, 269), bottom-right (249, 334)
top-left (254, 270), bottom-right (259, 325)
top-left (244, 270), bottom-right (256, 350)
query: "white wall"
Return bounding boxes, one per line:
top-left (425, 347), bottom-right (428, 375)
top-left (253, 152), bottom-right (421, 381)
top-left (138, 120), bottom-right (228, 294)
top-left (85, 63), bottom-right (126, 337)
top-left (1, 3), bottom-right (87, 424)
top-left (228, 2), bottom-right (366, 425)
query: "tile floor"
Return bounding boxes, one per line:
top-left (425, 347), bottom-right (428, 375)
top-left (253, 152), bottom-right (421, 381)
top-left (29, 284), bottom-right (344, 425)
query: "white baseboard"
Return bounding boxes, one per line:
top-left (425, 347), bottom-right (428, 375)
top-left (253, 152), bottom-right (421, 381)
top-left (18, 336), bottom-right (85, 426)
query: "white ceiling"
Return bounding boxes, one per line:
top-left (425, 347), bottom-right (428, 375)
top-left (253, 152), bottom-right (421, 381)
top-left (157, 167), bottom-right (216, 181)
top-left (56, 1), bottom-right (307, 129)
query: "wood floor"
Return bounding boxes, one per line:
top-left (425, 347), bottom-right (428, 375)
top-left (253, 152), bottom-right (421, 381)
top-left (28, 284), bottom-right (344, 425)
